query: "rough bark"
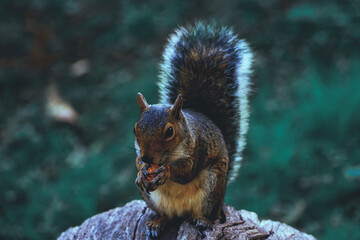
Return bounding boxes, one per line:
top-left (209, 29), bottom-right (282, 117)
top-left (58, 200), bottom-right (316, 240)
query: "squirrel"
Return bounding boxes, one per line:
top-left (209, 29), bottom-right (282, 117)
top-left (134, 22), bottom-right (253, 239)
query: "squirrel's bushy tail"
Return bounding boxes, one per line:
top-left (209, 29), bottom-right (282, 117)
top-left (158, 22), bottom-right (253, 183)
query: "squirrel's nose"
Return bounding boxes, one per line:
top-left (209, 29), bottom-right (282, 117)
top-left (141, 155), bottom-right (153, 164)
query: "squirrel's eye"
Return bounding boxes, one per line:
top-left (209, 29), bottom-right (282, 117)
top-left (165, 126), bottom-right (173, 139)
top-left (163, 123), bottom-right (175, 141)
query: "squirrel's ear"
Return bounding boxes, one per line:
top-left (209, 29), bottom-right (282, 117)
top-left (137, 92), bottom-right (149, 113)
top-left (171, 94), bottom-right (183, 119)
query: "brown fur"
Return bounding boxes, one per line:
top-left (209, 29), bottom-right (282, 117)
top-left (135, 104), bottom-right (229, 224)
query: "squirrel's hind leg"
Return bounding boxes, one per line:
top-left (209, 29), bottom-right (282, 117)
top-left (191, 157), bottom-right (228, 231)
top-left (146, 215), bottom-right (168, 239)
top-left (192, 216), bottom-right (212, 230)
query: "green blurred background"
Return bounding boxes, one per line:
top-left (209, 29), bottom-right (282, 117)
top-left (1, 0), bottom-right (359, 239)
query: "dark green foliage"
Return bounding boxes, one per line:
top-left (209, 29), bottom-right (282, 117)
top-left (0, 0), bottom-right (359, 239)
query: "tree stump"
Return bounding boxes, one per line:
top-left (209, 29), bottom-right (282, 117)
top-left (58, 200), bottom-right (316, 240)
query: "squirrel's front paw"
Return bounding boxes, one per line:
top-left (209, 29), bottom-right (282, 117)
top-left (135, 171), bottom-right (150, 192)
top-left (152, 165), bottom-right (169, 186)
top-left (135, 170), bottom-right (154, 193)
top-left (136, 165), bottom-right (169, 193)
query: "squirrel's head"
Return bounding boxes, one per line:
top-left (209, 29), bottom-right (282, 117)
top-left (134, 93), bottom-right (190, 165)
